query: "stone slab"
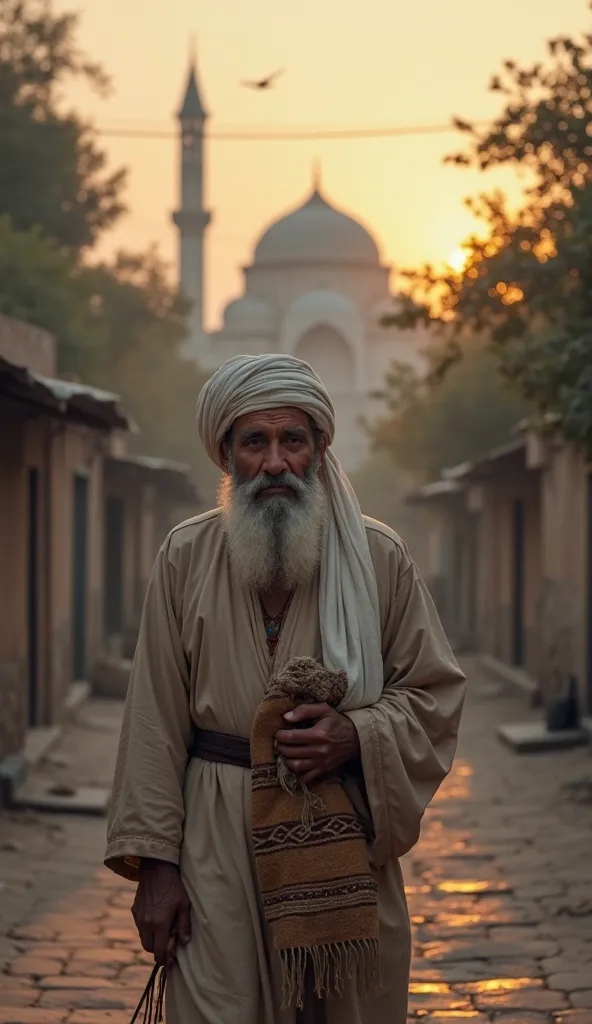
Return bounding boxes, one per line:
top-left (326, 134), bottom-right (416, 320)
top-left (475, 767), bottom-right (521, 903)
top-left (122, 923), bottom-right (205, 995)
top-left (498, 721), bottom-right (589, 753)
top-left (11, 783), bottom-right (110, 817)
top-left (479, 654), bottom-right (539, 696)
top-left (23, 726), bottom-right (61, 767)
top-left (64, 681), bottom-right (92, 717)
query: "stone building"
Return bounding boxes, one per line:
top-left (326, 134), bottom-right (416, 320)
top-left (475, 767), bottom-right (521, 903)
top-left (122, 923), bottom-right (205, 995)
top-left (409, 433), bottom-right (592, 731)
top-left (172, 58), bottom-right (427, 470)
top-left (103, 453), bottom-right (197, 654)
top-left (0, 316), bottom-right (198, 797)
top-left (0, 317), bottom-right (130, 778)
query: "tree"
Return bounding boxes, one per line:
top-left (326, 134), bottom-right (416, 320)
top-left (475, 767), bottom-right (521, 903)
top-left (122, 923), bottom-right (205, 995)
top-left (0, 0), bottom-right (125, 250)
top-left (385, 13), bottom-right (592, 454)
top-left (0, 1), bottom-right (221, 501)
top-left (0, 220), bottom-right (219, 498)
top-left (74, 249), bottom-right (218, 493)
top-left (0, 214), bottom-right (100, 369)
top-left (368, 342), bottom-right (526, 481)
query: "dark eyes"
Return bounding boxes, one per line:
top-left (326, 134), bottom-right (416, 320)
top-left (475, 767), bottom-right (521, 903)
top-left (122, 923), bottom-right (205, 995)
top-left (244, 436), bottom-right (305, 448)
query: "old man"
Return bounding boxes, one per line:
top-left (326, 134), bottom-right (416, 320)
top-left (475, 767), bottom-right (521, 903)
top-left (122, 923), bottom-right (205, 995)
top-left (105, 354), bottom-right (466, 1024)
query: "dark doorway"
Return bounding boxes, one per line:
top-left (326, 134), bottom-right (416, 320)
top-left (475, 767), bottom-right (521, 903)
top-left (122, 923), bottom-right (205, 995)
top-left (512, 498), bottom-right (525, 666)
top-left (587, 474), bottom-right (592, 714)
top-left (72, 473), bottom-right (89, 680)
top-left (27, 468), bottom-right (40, 726)
top-left (465, 514), bottom-right (478, 647)
top-left (104, 495), bottom-right (124, 637)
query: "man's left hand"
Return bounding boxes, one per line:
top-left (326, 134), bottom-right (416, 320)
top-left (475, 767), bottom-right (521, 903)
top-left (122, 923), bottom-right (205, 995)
top-left (274, 703), bottom-right (360, 784)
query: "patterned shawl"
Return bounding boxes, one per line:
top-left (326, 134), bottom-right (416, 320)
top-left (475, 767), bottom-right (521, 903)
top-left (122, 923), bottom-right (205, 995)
top-left (250, 657), bottom-right (380, 1008)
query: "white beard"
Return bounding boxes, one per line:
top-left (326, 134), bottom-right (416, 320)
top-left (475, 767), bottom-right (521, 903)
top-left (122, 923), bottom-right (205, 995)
top-left (219, 463), bottom-right (326, 590)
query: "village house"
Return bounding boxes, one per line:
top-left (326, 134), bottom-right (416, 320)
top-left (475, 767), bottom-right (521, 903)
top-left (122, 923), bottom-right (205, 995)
top-left (102, 452), bottom-right (197, 657)
top-left (408, 431), bottom-right (592, 740)
top-left (0, 315), bottom-right (198, 804)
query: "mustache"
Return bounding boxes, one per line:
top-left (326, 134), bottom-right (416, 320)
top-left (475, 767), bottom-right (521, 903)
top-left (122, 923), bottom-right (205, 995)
top-left (235, 470), bottom-right (310, 501)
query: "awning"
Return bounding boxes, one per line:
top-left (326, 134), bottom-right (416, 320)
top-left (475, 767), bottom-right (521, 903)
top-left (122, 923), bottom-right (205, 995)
top-left (456, 437), bottom-right (527, 483)
top-left (33, 374), bottom-right (132, 430)
top-left (405, 478), bottom-right (463, 505)
top-left (0, 355), bottom-right (132, 431)
top-left (106, 453), bottom-right (199, 505)
top-left (405, 438), bottom-right (528, 504)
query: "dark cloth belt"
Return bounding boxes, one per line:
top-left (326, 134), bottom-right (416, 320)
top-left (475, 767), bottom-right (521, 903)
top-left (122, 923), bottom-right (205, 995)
top-left (188, 728), bottom-right (251, 768)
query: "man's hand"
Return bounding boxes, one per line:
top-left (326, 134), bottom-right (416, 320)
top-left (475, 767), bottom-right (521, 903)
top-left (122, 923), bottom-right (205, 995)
top-left (274, 703), bottom-right (360, 784)
top-left (132, 859), bottom-right (191, 968)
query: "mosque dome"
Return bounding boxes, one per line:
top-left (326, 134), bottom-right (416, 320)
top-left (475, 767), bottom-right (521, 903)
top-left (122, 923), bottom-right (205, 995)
top-left (253, 187), bottom-right (381, 268)
top-left (222, 294), bottom-right (275, 335)
top-left (287, 288), bottom-right (358, 320)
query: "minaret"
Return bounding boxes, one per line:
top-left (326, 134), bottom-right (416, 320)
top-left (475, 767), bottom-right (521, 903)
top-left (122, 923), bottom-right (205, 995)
top-left (172, 48), bottom-right (211, 361)
top-left (312, 157), bottom-right (323, 194)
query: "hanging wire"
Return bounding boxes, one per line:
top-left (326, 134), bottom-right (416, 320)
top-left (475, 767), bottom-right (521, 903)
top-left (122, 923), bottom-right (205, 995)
top-left (97, 120), bottom-right (486, 142)
top-left (0, 118), bottom-right (487, 143)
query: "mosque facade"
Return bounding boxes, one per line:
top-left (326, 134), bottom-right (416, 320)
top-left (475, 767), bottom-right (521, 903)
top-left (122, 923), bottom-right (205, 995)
top-left (173, 59), bottom-right (426, 470)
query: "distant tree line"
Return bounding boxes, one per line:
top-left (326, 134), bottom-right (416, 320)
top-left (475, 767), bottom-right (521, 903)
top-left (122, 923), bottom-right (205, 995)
top-left (0, 0), bottom-right (216, 494)
top-left (373, 7), bottom-right (592, 480)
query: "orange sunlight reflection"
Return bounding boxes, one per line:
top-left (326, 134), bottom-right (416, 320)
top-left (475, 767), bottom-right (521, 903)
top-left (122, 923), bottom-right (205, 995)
top-left (437, 880), bottom-right (507, 894)
top-left (420, 1014), bottom-right (482, 1020)
top-left (462, 977), bottom-right (544, 994)
top-left (435, 913), bottom-right (484, 927)
top-left (409, 982), bottom-right (452, 995)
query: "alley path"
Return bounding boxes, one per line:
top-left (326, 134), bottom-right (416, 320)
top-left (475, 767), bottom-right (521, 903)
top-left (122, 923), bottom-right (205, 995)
top-left (1, 658), bottom-right (592, 1023)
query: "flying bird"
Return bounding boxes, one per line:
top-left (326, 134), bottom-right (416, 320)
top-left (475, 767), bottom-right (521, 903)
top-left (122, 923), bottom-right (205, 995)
top-left (242, 68), bottom-right (285, 91)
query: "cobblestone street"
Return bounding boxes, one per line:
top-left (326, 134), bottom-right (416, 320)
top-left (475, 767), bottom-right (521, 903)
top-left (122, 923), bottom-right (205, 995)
top-left (1, 658), bottom-right (591, 1023)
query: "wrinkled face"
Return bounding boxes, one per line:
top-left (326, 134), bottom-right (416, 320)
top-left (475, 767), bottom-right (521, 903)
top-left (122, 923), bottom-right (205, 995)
top-left (221, 407), bottom-right (324, 492)
top-left (219, 407), bottom-right (327, 590)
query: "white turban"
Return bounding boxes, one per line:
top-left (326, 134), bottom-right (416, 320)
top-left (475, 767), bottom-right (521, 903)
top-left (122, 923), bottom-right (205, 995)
top-left (196, 354), bottom-right (383, 710)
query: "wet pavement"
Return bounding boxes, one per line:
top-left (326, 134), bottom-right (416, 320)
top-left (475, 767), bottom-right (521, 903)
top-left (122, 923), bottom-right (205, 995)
top-left (1, 657), bottom-right (592, 1023)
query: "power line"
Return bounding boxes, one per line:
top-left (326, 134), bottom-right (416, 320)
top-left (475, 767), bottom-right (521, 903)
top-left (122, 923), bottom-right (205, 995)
top-left (93, 121), bottom-right (485, 142)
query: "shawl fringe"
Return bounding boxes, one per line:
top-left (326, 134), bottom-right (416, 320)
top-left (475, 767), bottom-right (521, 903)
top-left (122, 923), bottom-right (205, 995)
top-left (280, 938), bottom-right (380, 1009)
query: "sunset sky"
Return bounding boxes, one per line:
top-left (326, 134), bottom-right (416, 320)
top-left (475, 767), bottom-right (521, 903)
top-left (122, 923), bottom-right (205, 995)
top-left (59, 0), bottom-right (589, 329)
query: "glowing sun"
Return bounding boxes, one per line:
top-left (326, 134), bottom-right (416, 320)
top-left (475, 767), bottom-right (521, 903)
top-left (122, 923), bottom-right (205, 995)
top-left (448, 246), bottom-right (469, 273)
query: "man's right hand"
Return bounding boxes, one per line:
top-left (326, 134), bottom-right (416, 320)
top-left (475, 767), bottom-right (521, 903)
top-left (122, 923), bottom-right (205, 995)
top-left (132, 859), bottom-right (191, 968)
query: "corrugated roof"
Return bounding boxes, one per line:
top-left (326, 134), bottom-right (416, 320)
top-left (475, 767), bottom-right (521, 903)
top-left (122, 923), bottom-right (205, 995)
top-left (107, 454), bottom-right (199, 503)
top-left (34, 376), bottom-right (122, 405)
top-left (0, 356), bottom-right (132, 430)
top-left (458, 437), bottom-right (527, 482)
top-left (405, 478), bottom-right (462, 504)
top-left (116, 453), bottom-right (191, 476)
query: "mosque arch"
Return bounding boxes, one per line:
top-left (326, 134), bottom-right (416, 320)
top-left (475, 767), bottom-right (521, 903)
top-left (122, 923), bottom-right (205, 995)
top-left (294, 325), bottom-right (355, 395)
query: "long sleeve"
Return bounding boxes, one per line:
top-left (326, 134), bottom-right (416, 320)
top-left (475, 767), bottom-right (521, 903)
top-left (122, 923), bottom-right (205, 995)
top-left (104, 536), bottom-right (192, 881)
top-left (345, 528), bottom-right (466, 867)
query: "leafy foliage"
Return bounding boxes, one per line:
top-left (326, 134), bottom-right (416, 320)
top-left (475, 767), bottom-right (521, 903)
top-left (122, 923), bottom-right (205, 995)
top-left (0, 1), bottom-right (221, 500)
top-left (384, 12), bottom-right (592, 454)
top-left (0, 0), bottom-right (125, 250)
top-left (369, 343), bottom-right (526, 481)
top-left (0, 215), bottom-right (217, 496)
top-left (0, 214), bottom-right (91, 360)
top-left (448, 32), bottom-right (592, 205)
top-left (73, 250), bottom-right (217, 491)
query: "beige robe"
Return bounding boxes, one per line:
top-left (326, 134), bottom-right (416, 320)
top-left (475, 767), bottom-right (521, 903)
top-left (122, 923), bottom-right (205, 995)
top-left (105, 509), bottom-right (466, 1024)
